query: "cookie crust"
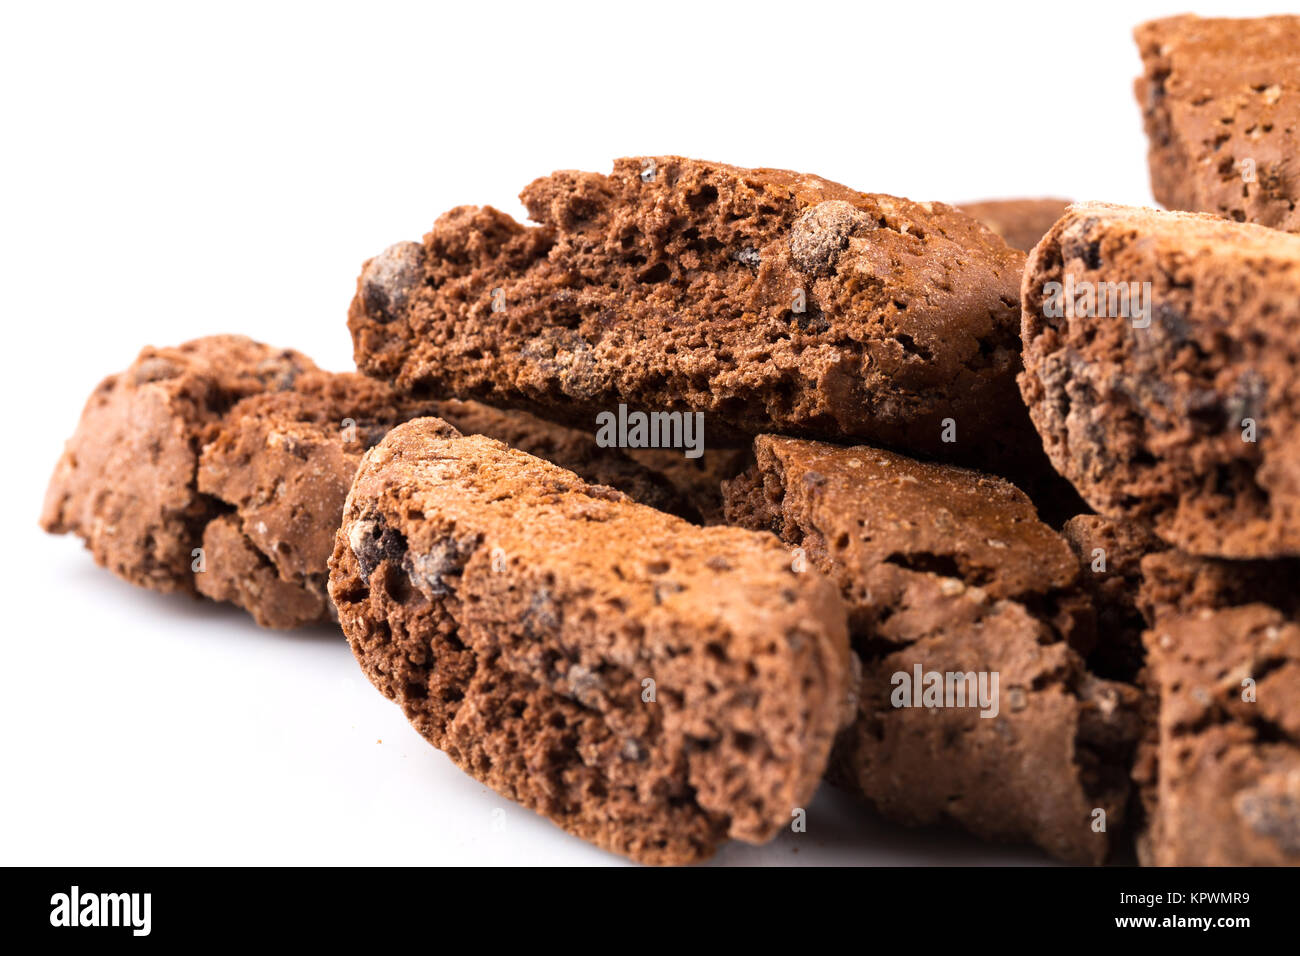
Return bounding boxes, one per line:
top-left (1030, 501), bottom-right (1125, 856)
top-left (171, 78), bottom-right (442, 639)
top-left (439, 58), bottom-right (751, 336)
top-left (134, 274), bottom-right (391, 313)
top-left (723, 435), bottom-right (1141, 864)
top-left (1020, 202), bottom-right (1300, 557)
top-left (328, 419), bottom-right (851, 864)
top-left (348, 156), bottom-right (1037, 469)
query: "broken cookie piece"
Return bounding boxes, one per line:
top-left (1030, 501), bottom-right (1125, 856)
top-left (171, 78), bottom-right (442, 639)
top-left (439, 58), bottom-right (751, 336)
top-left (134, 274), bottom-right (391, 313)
top-left (44, 340), bottom-right (703, 628)
top-left (723, 435), bottom-right (1142, 864)
top-left (348, 156), bottom-right (1041, 472)
top-left (40, 336), bottom-right (319, 594)
top-left (195, 370), bottom-right (455, 627)
top-left (327, 418), bottom-right (851, 865)
top-left (1020, 202), bottom-right (1300, 558)
top-left (1135, 15), bottom-right (1300, 232)
top-left (1142, 606), bottom-right (1300, 865)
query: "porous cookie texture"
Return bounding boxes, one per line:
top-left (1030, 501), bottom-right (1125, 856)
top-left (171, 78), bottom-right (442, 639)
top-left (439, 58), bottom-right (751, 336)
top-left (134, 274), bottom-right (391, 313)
top-left (348, 156), bottom-right (1038, 469)
top-left (722, 435), bottom-right (1141, 864)
top-left (1137, 549), bottom-right (1300, 626)
top-left (45, 341), bottom-right (690, 628)
top-left (429, 399), bottom-right (696, 521)
top-left (1135, 15), bottom-right (1300, 232)
top-left (196, 370), bottom-right (448, 627)
top-left (327, 419), bottom-right (851, 865)
top-left (958, 198), bottom-right (1071, 253)
top-left (1062, 515), bottom-right (1166, 680)
top-left (1020, 202), bottom-right (1300, 558)
top-left (1142, 606), bottom-right (1300, 865)
top-left (40, 336), bottom-right (318, 594)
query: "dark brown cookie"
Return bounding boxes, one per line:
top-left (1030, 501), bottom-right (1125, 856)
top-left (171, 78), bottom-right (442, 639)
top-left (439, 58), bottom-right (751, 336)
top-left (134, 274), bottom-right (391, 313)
top-left (1020, 202), bottom-right (1300, 558)
top-left (40, 336), bottom-right (318, 594)
top-left (327, 419), bottom-right (851, 865)
top-left (1141, 606), bottom-right (1300, 865)
top-left (722, 435), bottom-right (1141, 864)
top-left (348, 156), bottom-right (1043, 472)
top-left (1136, 15), bottom-right (1300, 232)
top-left (958, 197), bottom-right (1071, 252)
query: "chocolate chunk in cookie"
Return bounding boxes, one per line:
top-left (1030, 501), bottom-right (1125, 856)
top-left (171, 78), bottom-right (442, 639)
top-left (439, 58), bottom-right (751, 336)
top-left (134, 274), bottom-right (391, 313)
top-left (348, 156), bottom-right (1042, 476)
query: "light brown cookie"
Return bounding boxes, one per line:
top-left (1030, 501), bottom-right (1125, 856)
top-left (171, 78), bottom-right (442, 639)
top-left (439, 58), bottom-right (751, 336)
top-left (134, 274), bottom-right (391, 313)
top-left (40, 336), bottom-right (318, 594)
top-left (1136, 15), bottom-right (1300, 232)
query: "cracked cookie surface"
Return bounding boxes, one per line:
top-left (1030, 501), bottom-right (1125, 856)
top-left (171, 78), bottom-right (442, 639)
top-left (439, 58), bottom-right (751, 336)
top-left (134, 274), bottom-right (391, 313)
top-left (327, 418), bottom-right (850, 864)
top-left (1020, 202), bottom-right (1300, 558)
top-left (348, 156), bottom-right (1040, 472)
top-left (722, 435), bottom-right (1141, 864)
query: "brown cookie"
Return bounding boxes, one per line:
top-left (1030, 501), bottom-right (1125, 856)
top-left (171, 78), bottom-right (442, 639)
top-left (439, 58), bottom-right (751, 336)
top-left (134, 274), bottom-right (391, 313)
top-left (40, 336), bottom-right (318, 594)
top-left (429, 399), bottom-right (697, 521)
top-left (1062, 515), bottom-right (1167, 680)
top-left (327, 419), bottom-right (851, 865)
top-left (1137, 549), bottom-right (1300, 627)
top-left (1141, 606), bottom-right (1300, 865)
top-left (195, 370), bottom-right (445, 627)
top-left (722, 435), bottom-right (1142, 864)
top-left (45, 342), bottom-right (699, 629)
top-left (958, 197), bottom-right (1071, 252)
top-left (348, 156), bottom-right (1043, 473)
top-left (1020, 202), bottom-right (1300, 558)
top-left (1136, 15), bottom-right (1300, 232)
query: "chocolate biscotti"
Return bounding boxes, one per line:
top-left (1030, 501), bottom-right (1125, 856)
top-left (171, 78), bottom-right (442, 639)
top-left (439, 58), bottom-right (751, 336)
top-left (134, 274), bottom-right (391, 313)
top-left (958, 198), bottom-right (1071, 252)
top-left (348, 156), bottom-right (1038, 468)
top-left (1020, 202), bottom-right (1300, 558)
top-left (1136, 15), bottom-right (1300, 232)
top-left (41, 336), bottom-right (319, 595)
top-left (328, 418), bottom-right (851, 865)
top-left (723, 435), bottom-right (1142, 864)
top-left (44, 339), bottom-right (701, 628)
top-left (1141, 606), bottom-right (1300, 865)
top-left (194, 370), bottom-right (446, 627)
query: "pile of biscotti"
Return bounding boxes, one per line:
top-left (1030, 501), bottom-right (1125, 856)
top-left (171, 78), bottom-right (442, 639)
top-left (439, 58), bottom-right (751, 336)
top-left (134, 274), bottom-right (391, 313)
top-left (42, 14), bottom-right (1299, 866)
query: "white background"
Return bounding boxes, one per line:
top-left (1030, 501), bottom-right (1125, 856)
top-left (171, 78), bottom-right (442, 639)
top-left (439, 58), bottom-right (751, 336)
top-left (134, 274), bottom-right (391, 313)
top-left (1, 0), bottom-right (1282, 866)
